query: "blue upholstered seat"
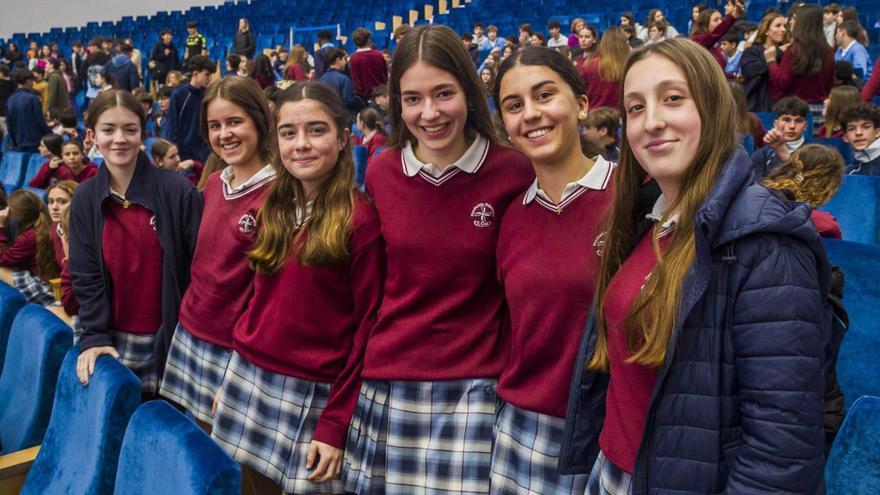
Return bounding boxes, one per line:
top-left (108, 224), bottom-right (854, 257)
top-left (0, 151), bottom-right (30, 195)
top-left (0, 305), bottom-right (73, 453)
top-left (22, 153), bottom-right (47, 189)
top-left (353, 144), bottom-right (368, 186)
top-left (0, 282), bottom-right (26, 373)
top-left (114, 400), bottom-right (241, 495)
top-left (821, 176), bottom-right (880, 245)
top-left (21, 347), bottom-right (141, 495)
top-left (826, 395), bottom-right (880, 494)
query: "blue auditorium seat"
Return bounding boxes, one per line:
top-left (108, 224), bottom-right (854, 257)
top-left (821, 176), bottom-right (880, 245)
top-left (114, 401), bottom-right (241, 495)
top-left (815, 137), bottom-right (854, 165)
top-left (21, 348), bottom-right (140, 495)
top-left (825, 395), bottom-right (880, 494)
top-left (353, 145), bottom-right (368, 186)
top-left (23, 154), bottom-right (46, 189)
top-left (823, 240), bottom-right (880, 407)
top-left (0, 283), bottom-right (26, 373)
top-left (0, 306), bottom-right (73, 453)
top-left (739, 134), bottom-right (754, 154)
top-left (0, 151), bottom-right (31, 195)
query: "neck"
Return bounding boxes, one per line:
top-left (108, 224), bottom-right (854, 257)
top-left (414, 134), bottom-right (472, 171)
top-left (107, 159), bottom-right (137, 196)
top-left (67, 161), bottom-right (84, 173)
top-left (229, 157), bottom-right (265, 188)
top-left (655, 179), bottom-right (679, 210)
top-left (533, 150), bottom-right (594, 204)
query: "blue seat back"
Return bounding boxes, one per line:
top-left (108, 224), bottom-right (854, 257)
top-left (114, 401), bottom-right (241, 495)
top-left (821, 176), bottom-right (880, 245)
top-left (0, 151), bottom-right (30, 187)
top-left (823, 240), bottom-right (880, 408)
top-left (24, 154), bottom-right (46, 188)
top-left (739, 135), bottom-right (754, 154)
top-left (826, 395), bottom-right (880, 494)
top-left (815, 137), bottom-right (854, 166)
top-left (22, 347), bottom-right (140, 495)
top-left (353, 144), bottom-right (368, 186)
top-left (0, 305), bottom-right (73, 453)
top-left (0, 282), bottom-right (27, 373)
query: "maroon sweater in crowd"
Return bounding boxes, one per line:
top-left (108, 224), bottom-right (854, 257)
top-left (102, 199), bottom-right (163, 334)
top-left (861, 54), bottom-right (880, 101)
top-left (29, 162), bottom-right (99, 188)
top-left (811, 210), bottom-right (842, 239)
top-left (768, 46), bottom-right (834, 103)
top-left (580, 56), bottom-right (622, 109)
top-left (60, 260), bottom-right (78, 315)
top-left (233, 192), bottom-right (385, 448)
top-left (356, 132), bottom-right (388, 160)
top-left (178, 170), bottom-right (274, 348)
top-left (360, 138), bottom-right (534, 381)
top-left (691, 15), bottom-right (737, 68)
top-left (349, 48), bottom-right (388, 99)
top-left (600, 228), bottom-right (671, 474)
top-left (496, 158), bottom-right (615, 418)
top-left (0, 228), bottom-right (38, 273)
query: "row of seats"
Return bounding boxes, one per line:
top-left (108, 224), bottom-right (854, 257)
top-left (0, 287), bottom-right (240, 494)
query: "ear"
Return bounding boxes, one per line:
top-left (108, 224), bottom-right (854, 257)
top-left (340, 127), bottom-right (351, 149)
top-left (577, 94), bottom-right (590, 119)
top-left (85, 128), bottom-right (96, 144)
top-left (873, 127), bottom-right (880, 140)
top-left (598, 127), bottom-right (608, 137)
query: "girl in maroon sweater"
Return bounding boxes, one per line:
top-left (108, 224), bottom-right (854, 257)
top-left (343, 25), bottom-right (533, 495)
top-left (150, 138), bottom-right (204, 186)
top-left (767, 4), bottom-right (835, 105)
top-left (211, 82), bottom-right (384, 494)
top-left (0, 190), bottom-right (59, 305)
top-left (491, 46), bottom-right (614, 493)
top-left (159, 76), bottom-right (276, 431)
top-left (579, 27), bottom-right (629, 110)
top-left (690, 2), bottom-right (745, 68)
top-left (45, 180), bottom-right (79, 324)
top-left (29, 140), bottom-right (99, 188)
top-left (354, 107), bottom-right (388, 160)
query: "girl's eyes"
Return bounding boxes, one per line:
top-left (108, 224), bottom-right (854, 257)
top-left (402, 96), bottom-right (420, 105)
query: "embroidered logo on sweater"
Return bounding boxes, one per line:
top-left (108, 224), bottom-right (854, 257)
top-left (238, 214), bottom-right (257, 233)
top-left (149, 216), bottom-right (157, 231)
top-left (471, 203), bottom-right (495, 228)
top-left (593, 231), bottom-right (606, 257)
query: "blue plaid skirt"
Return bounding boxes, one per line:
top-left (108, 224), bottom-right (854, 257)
top-left (110, 331), bottom-right (158, 394)
top-left (159, 323), bottom-right (232, 425)
top-left (344, 378), bottom-right (500, 495)
top-left (11, 270), bottom-right (56, 306)
top-left (490, 402), bottom-right (588, 494)
top-left (585, 451), bottom-right (632, 495)
top-left (211, 351), bottom-right (344, 494)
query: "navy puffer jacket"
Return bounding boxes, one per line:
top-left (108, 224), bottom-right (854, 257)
top-left (559, 147), bottom-right (831, 494)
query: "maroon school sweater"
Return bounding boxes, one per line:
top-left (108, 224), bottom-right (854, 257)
top-left (102, 199), bottom-right (163, 334)
top-left (29, 162), bottom-right (99, 188)
top-left (600, 227), bottom-right (670, 473)
top-left (349, 49), bottom-right (388, 99)
top-left (60, 260), bottom-right (78, 315)
top-left (360, 139), bottom-right (534, 381)
top-left (691, 15), bottom-right (737, 68)
top-left (0, 228), bottom-right (38, 273)
top-left (580, 56), bottom-right (622, 110)
top-left (178, 170), bottom-right (274, 347)
top-left (233, 192), bottom-right (385, 448)
top-left (496, 158), bottom-right (615, 417)
top-left (768, 46), bottom-right (834, 103)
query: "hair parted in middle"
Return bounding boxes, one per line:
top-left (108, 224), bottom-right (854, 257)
top-left (199, 75), bottom-right (277, 166)
top-left (7, 189), bottom-right (59, 280)
top-left (589, 38), bottom-right (739, 371)
top-left (387, 24), bottom-right (500, 149)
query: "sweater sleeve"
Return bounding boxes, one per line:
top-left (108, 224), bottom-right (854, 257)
top-left (311, 203), bottom-right (386, 448)
top-left (861, 54), bottom-right (880, 101)
top-left (29, 162), bottom-right (54, 188)
top-left (0, 229), bottom-right (36, 269)
top-left (60, 259), bottom-right (79, 315)
top-left (740, 47), bottom-right (769, 80)
top-left (726, 237), bottom-right (826, 494)
top-left (768, 49), bottom-right (795, 96)
top-left (691, 15), bottom-right (737, 49)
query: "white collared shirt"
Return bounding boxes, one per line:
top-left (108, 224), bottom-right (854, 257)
top-left (839, 39), bottom-right (857, 58)
top-left (646, 193), bottom-right (679, 237)
top-left (854, 136), bottom-right (880, 163)
top-left (523, 155), bottom-right (614, 207)
top-left (402, 134), bottom-right (489, 183)
top-left (220, 164), bottom-right (276, 199)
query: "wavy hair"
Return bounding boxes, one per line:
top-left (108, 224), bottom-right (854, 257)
top-left (199, 75), bottom-right (276, 166)
top-left (763, 144), bottom-right (844, 207)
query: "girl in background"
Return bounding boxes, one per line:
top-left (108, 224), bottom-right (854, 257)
top-left (818, 85), bottom-right (861, 138)
top-left (150, 138), bottom-right (204, 186)
top-left (579, 26), bottom-right (629, 109)
top-left (0, 190), bottom-right (59, 305)
top-left (30, 139), bottom-right (98, 188)
top-left (354, 108), bottom-right (388, 160)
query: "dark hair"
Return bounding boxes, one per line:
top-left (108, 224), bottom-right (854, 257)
top-left (150, 138), bottom-right (175, 164)
top-left (790, 4), bottom-right (831, 75)
top-left (325, 48), bottom-right (346, 66)
top-left (461, 33), bottom-right (474, 42)
top-left (32, 66), bottom-right (45, 76)
top-left (0, 64), bottom-right (9, 77)
top-left (86, 89), bottom-right (147, 139)
top-left (824, 3), bottom-right (840, 15)
top-left (387, 25), bottom-right (499, 148)
top-left (48, 58), bottom-right (61, 71)
top-left (838, 20), bottom-right (862, 40)
top-left (160, 29), bottom-right (172, 37)
top-left (42, 134), bottom-right (64, 156)
top-left (251, 54), bottom-right (274, 80)
top-left (840, 102), bottom-right (880, 128)
top-left (721, 31), bottom-right (740, 43)
top-left (693, 9), bottom-right (720, 35)
top-left (474, 22), bottom-right (485, 29)
top-left (317, 30), bottom-right (333, 42)
top-left (835, 60), bottom-right (855, 85)
top-left (187, 21), bottom-right (198, 29)
top-left (371, 84), bottom-right (388, 98)
top-left (358, 107), bottom-right (387, 134)
top-left (584, 107), bottom-right (621, 136)
top-left (188, 55), bottom-right (214, 73)
top-left (547, 20), bottom-right (561, 30)
top-left (7, 190), bottom-right (58, 280)
top-left (227, 53), bottom-right (242, 71)
top-left (158, 85), bottom-right (174, 98)
top-left (621, 12), bottom-right (635, 25)
top-left (519, 23), bottom-right (533, 35)
top-left (11, 68), bottom-right (32, 85)
top-left (353, 28), bottom-right (372, 48)
top-left (200, 75), bottom-right (276, 165)
top-left (494, 46), bottom-right (603, 157)
top-left (772, 95), bottom-right (810, 118)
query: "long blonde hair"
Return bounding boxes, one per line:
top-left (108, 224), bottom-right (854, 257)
top-left (248, 82), bottom-right (355, 273)
top-left (763, 144), bottom-right (844, 207)
top-left (597, 27), bottom-right (629, 83)
top-left (588, 39), bottom-right (738, 370)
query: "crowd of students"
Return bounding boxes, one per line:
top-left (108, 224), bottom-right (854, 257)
top-left (0, 1), bottom-right (875, 493)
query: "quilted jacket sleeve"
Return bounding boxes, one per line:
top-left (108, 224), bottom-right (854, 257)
top-left (726, 235), bottom-right (826, 494)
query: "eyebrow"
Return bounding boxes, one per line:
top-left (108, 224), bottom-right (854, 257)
top-left (623, 79), bottom-right (688, 99)
top-left (500, 80), bottom-right (555, 104)
top-left (277, 120), bottom-right (330, 129)
top-left (401, 83), bottom-right (456, 94)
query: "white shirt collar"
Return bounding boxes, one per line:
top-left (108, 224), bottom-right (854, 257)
top-left (855, 137), bottom-right (880, 163)
top-left (402, 134), bottom-right (489, 178)
top-left (355, 47), bottom-right (372, 52)
top-left (785, 135), bottom-right (805, 153)
top-left (523, 155), bottom-right (614, 205)
top-left (840, 39), bottom-right (857, 57)
top-left (646, 193), bottom-right (679, 234)
top-left (220, 164), bottom-right (276, 196)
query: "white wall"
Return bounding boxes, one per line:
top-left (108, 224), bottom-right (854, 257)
top-left (0, 0), bottom-right (235, 40)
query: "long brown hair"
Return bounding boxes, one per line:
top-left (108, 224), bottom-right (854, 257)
top-left (790, 4), bottom-right (831, 76)
top-left (597, 27), bottom-right (629, 83)
top-left (248, 82), bottom-right (356, 273)
top-left (197, 153), bottom-right (224, 191)
top-left (823, 86), bottom-right (861, 137)
top-left (7, 190), bottom-right (59, 280)
top-left (387, 25), bottom-right (500, 149)
top-left (199, 75), bottom-right (276, 167)
top-left (692, 8), bottom-right (719, 36)
top-left (763, 144), bottom-right (844, 206)
top-left (588, 39), bottom-right (738, 370)
top-left (86, 89), bottom-right (146, 139)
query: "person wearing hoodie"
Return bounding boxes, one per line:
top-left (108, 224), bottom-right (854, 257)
top-left (231, 18), bottom-right (256, 60)
top-left (559, 39), bottom-right (827, 495)
top-left (45, 58), bottom-right (71, 117)
top-left (107, 43), bottom-right (140, 92)
top-left (149, 30), bottom-right (180, 90)
top-left (161, 55), bottom-right (213, 162)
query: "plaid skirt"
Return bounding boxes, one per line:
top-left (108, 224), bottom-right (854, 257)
top-left (110, 331), bottom-right (158, 394)
top-left (159, 323), bottom-right (232, 425)
top-left (585, 451), bottom-right (632, 495)
top-left (11, 270), bottom-right (56, 306)
top-left (211, 351), bottom-right (344, 494)
top-left (490, 402), bottom-right (588, 494)
top-left (344, 378), bottom-right (500, 495)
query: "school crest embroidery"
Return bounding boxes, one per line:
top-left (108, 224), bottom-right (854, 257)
top-left (238, 214), bottom-right (257, 234)
top-left (149, 216), bottom-right (157, 231)
top-left (471, 203), bottom-right (495, 228)
top-left (593, 231), bottom-right (606, 257)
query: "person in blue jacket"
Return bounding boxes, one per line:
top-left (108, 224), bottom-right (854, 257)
top-left (106, 43), bottom-right (140, 92)
top-left (6, 68), bottom-right (51, 152)
top-left (559, 38), bottom-right (829, 494)
top-left (161, 55), bottom-right (213, 162)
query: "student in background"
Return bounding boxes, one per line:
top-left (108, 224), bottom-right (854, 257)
top-left (45, 180), bottom-right (78, 323)
top-left (579, 27), bottom-right (629, 109)
top-left (354, 107), bottom-right (388, 160)
top-left (841, 102), bottom-right (880, 176)
top-left (818, 85), bottom-right (861, 138)
top-left (162, 55), bottom-right (214, 162)
top-left (767, 4), bottom-right (834, 108)
top-left (582, 107), bottom-right (621, 162)
top-left (150, 138), bottom-right (204, 186)
top-left (751, 96), bottom-right (812, 177)
top-left (690, 1), bottom-right (745, 68)
top-left (835, 21), bottom-right (872, 79)
top-left (349, 28), bottom-right (388, 101)
top-left (0, 190), bottom-right (59, 305)
top-left (30, 139), bottom-right (99, 188)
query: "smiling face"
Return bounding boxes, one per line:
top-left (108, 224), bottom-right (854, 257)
top-left (159, 145), bottom-right (181, 169)
top-left (623, 54), bottom-right (702, 202)
top-left (207, 97), bottom-right (261, 170)
top-left (844, 119), bottom-right (880, 151)
top-left (276, 99), bottom-right (348, 197)
top-left (768, 16), bottom-right (787, 45)
top-left (47, 188), bottom-right (72, 223)
top-left (499, 64), bottom-right (588, 167)
top-left (88, 106), bottom-right (142, 168)
top-left (399, 60), bottom-right (470, 166)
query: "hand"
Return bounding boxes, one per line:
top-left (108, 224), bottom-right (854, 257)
top-left (306, 440), bottom-right (343, 483)
top-left (731, 0), bottom-right (745, 19)
top-left (49, 156), bottom-right (63, 169)
top-left (178, 159), bottom-right (195, 171)
top-left (76, 346), bottom-right (121, 385)
top-left (0, 207), bottom-right (9, 228)
top-left (212, 391), bottom-right (220, 416)
top-left (61, 235), bottom-right (69, 259)
top-left (780, 42), bottom-right (791, 52)
top-left (763, 128), bottom-right (782, 148)
top-left (63, 127), bottom-right (78, 139)
top-left (763, 45), bottom-right (777, 63)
